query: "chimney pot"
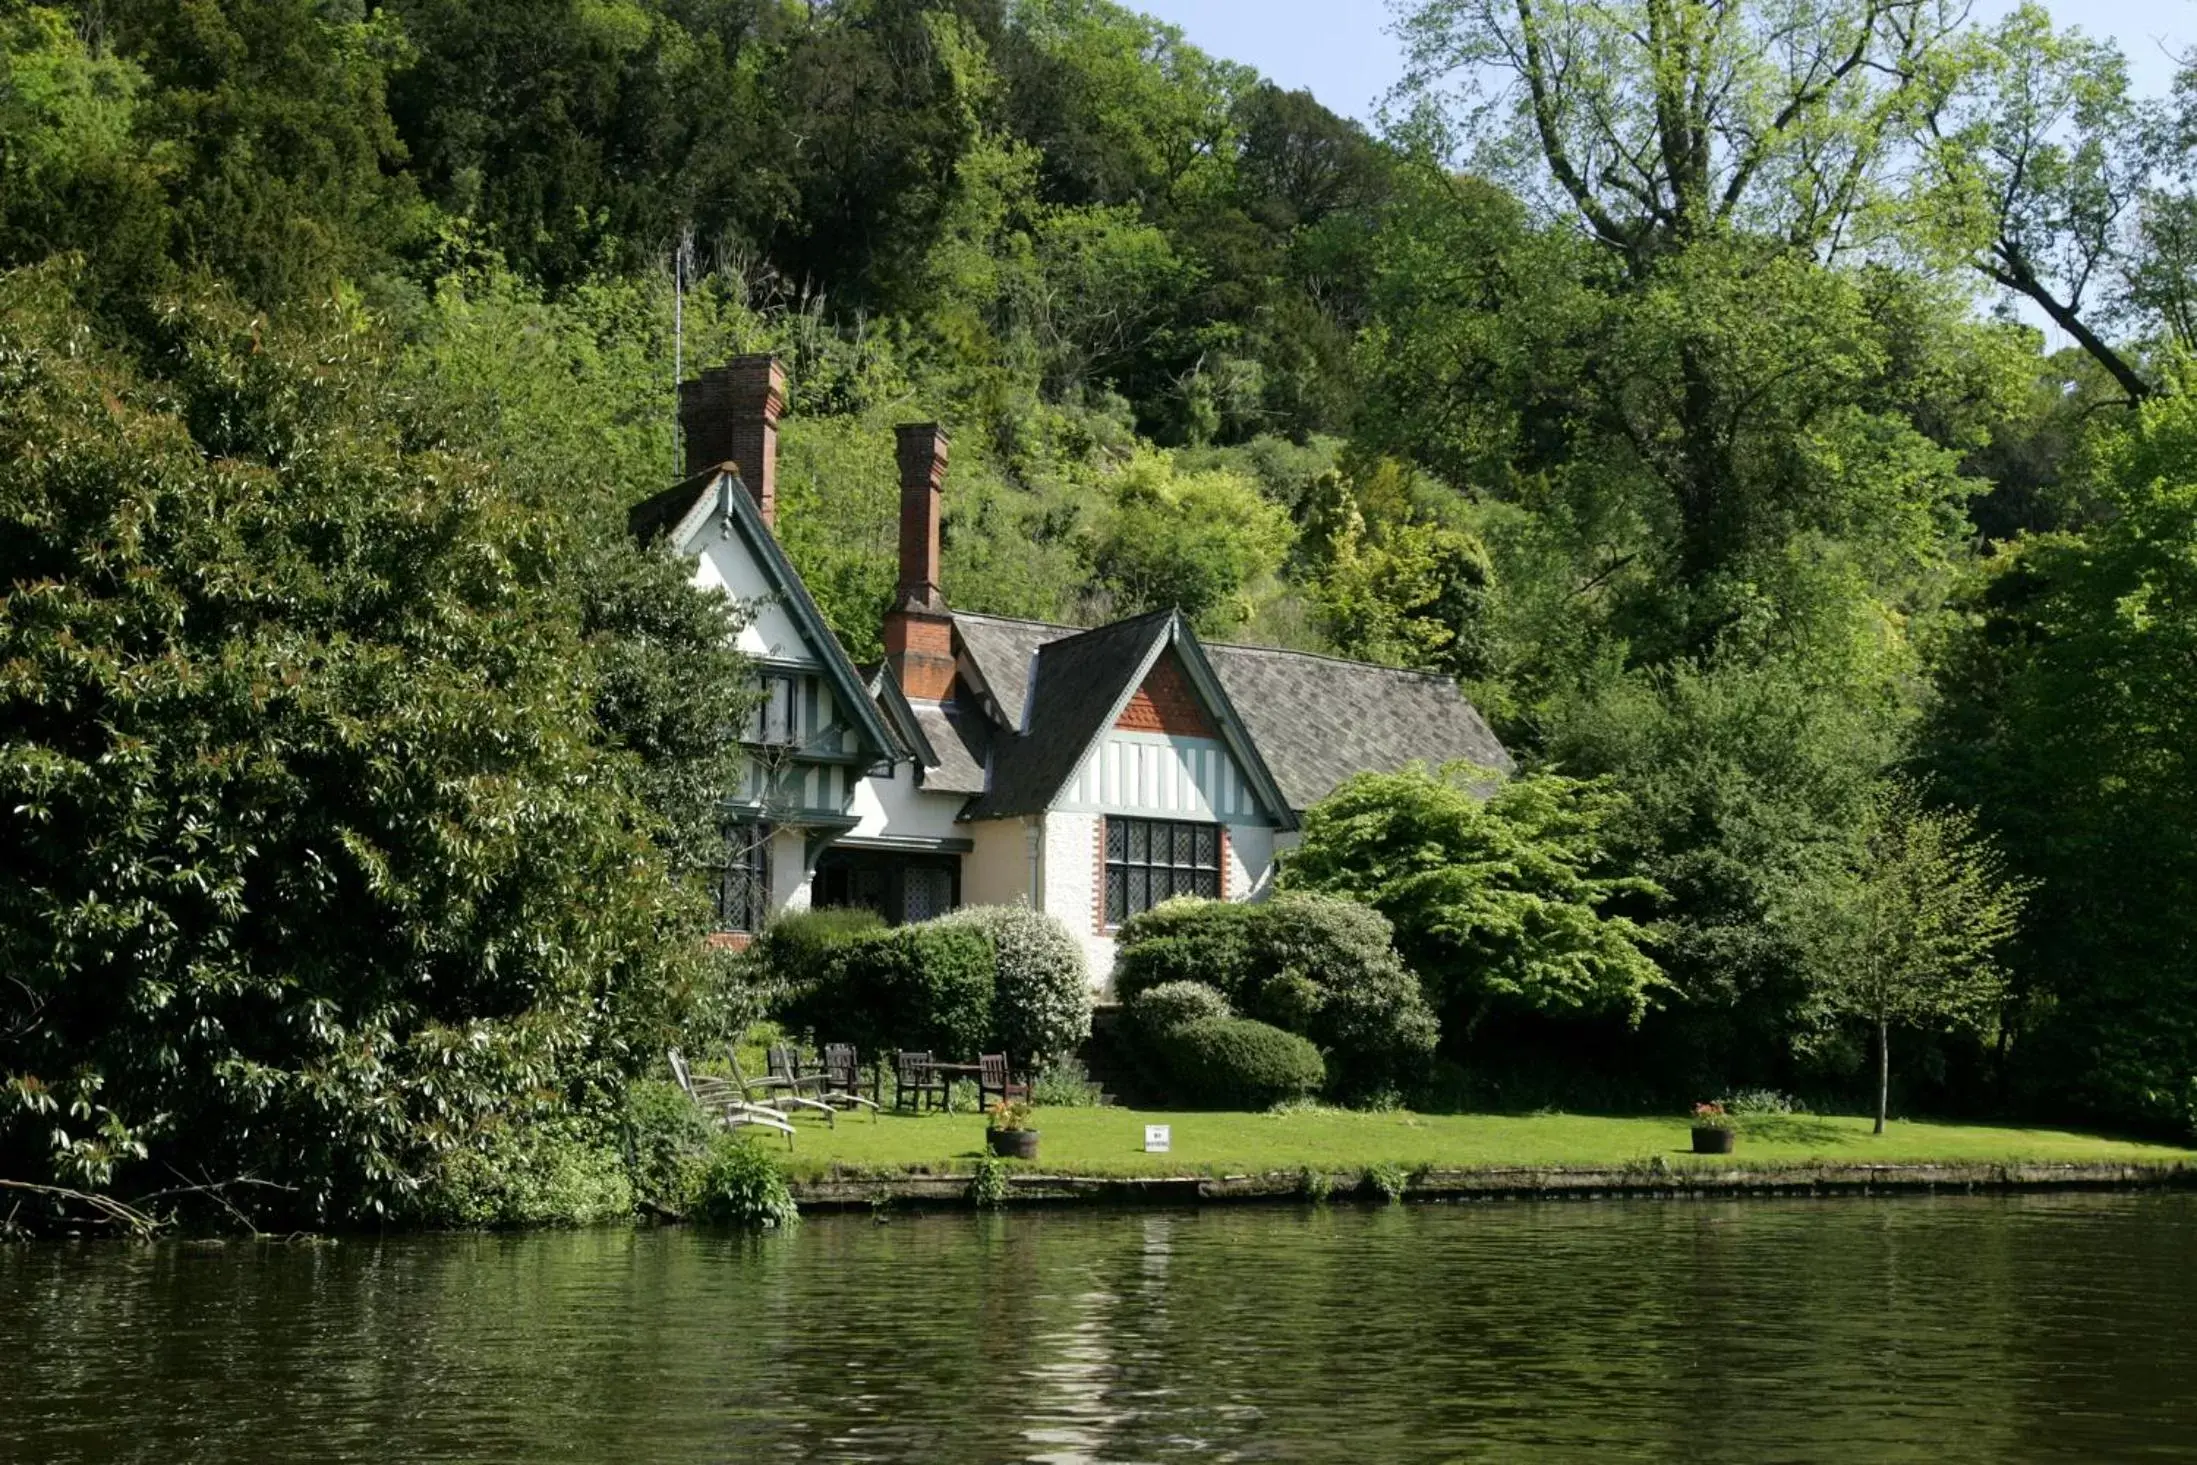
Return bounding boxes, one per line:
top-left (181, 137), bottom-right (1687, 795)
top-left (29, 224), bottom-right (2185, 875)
top-left (679, 354), bottom-right (786, 527)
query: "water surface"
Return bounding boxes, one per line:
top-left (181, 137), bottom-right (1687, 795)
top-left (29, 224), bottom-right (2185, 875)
top-left (5, 1193), bottom-right (2194, 1462)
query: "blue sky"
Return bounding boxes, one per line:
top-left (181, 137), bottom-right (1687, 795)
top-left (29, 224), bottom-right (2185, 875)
top-left (1134, 0), bottom-right (2195, 125)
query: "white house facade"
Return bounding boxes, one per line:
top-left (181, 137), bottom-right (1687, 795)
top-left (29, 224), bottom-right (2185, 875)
top-left (631, 354), bottom-right (1514, 990)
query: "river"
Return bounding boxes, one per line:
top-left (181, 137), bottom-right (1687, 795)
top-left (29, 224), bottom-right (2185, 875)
top-left (4, 1192), bottom-right (2194, 1462)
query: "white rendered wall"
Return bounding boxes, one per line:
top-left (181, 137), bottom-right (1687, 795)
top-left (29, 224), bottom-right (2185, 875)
top-left (768, 826), bottom-right (813, 917)
top-left (694, 527), bottom-right (813, 663)
top-left (846, 759), bottom-right (966, 843)
top-left (1039, 811), bottom-right (1114, 992)
top-left (963, 816), bottom-right (1035, 908)
top-left (1228, 822), bottom-right (1278, 901)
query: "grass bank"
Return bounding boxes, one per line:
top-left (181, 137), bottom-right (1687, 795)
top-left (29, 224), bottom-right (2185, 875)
top-left (774, 1107), bottom-right (2196, 1197)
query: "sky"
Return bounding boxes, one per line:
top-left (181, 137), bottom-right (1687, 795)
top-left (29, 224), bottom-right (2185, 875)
top-left (1133, 0), bottom-right (2197, 125)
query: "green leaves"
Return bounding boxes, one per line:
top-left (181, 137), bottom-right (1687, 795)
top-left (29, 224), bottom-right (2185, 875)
top-left (1284, 765), bottom-right (1666, 1030)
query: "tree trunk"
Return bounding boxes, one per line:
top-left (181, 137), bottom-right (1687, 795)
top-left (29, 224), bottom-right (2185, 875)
top-left (1875, 1016), bottom-right (1889, 1136)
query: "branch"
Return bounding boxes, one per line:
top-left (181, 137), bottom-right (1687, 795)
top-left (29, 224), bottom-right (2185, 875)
top-left (1515, 0), bottom-right (1632, 249)
top-left (1718, 0), bottom-right (1892, 221)
top-left (0, 1179), bottom-right (162, 1238)
top-left (1979, 246), bottom-right (2152, 403)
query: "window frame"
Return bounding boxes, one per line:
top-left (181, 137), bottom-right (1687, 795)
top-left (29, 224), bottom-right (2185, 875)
top-left (749, 671), bottom-right (799, 748)
top-left (713, 823), bottom-right (772, 934)
top-left (1102, 815), bottom-right (1221, 930)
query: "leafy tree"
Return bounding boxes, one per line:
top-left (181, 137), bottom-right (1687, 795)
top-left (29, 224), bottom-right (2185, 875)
top-left (0, 271), bottom-right (731, 1224)
top-left (1283, 765), bottom-right (1665, 1038)
top-left (1085, 447), bottom-right (1293, 629)
top-left (1921, 385), bottom-right (2197, 1134)
top-left (1776, 783), bottom-right (2027, 1133)
top-left (1914, 3), bottom-right (2165, 401)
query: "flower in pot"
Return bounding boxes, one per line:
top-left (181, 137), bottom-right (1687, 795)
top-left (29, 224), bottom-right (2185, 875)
top-left (986, 1100), bottom-right (1040, 1160)
top-left (1690, 1102), bottom-right (1737, 1154)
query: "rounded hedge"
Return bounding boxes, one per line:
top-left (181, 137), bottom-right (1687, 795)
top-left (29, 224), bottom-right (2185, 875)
top-left (1127, 979), bottom-right (1233, 1037)
top-left (939, 904), bottom-right (1093, 1064)
top-left (804, 922), bottom-right (995, 1059)
top-left (1159, 1017), bottom-right (1325, 1109)
top-left (1111, 898), bottom-right (1262, 1006)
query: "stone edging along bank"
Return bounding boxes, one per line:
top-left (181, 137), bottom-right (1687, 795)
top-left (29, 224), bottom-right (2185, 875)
top-left (789, 1161), bottom-right (2197, 1211)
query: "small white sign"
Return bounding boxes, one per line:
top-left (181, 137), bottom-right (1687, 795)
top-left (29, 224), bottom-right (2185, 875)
top-left (1144, 1124), bottom-right (1172, 1154)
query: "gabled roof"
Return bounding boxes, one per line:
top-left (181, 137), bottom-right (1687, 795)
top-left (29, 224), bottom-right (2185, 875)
top-left (963, 610), bottom-right (1294, 826)
top-left (947, 609), bottom-right (1513, 814)
top-left (630, 464), bottom-right (898, 769)
top-left (1204, 642), bottom-right (1513, 809)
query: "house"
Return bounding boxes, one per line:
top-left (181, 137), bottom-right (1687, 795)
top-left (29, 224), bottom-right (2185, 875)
top-left (632, 355), bottom-right (1513, 986)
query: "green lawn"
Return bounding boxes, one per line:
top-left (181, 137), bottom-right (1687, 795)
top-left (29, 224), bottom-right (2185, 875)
top-left (773, 1105), bottom-right (2197, 1180)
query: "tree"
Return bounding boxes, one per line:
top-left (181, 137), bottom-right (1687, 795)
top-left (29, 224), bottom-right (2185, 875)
top-left (0, 270), bottom-right (735, 1225)
top-left (1914, 4), bottom-right (2165, 402)
top-left (1282, 765), bottom-right (1666, 1036)
top-left (1779, 783), bottom-right (2027, 1133)
top-left (1920, 385), bottom-right (2197, 1134)
top-left (1085, 447), bottom-right (1294, 629)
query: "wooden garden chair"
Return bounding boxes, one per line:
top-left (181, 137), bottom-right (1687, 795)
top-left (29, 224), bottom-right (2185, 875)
top-left (818, 1043), bottom-right (882, 1118)
top-left (666, 1048), bottom-right (795, 1148)
top-left (893, 1051), bottom-right (948, 1113)
top-left (726, 1045), bottom-right (836, 1127)
top-left (978, 1053), bottom-right (1030, 1109)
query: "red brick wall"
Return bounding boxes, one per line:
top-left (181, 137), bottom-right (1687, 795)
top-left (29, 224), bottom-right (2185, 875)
top-left (705, 931), bottom-right (753, 953)
top-left (1115, 650), bottom-right (1215, 736)
top-left (885, 611), bottom-right (956, 700)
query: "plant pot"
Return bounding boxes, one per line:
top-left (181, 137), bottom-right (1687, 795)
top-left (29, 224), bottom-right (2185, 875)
top-left (1691, 1125), bottom-right (1736, 1155)
top-left (987, 1128), bottom-right (1039, 1160)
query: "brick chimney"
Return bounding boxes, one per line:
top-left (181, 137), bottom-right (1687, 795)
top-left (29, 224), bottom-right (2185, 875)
top-left (679, 354), bottom-right (786, 528)
top-left (884, 422), bottom-right (955, 700)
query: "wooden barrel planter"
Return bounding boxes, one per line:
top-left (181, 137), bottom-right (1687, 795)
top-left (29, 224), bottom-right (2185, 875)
top-left (1691, 1126), bottom-right (1736, 1155)
top-left (987, 1129), bottom-right (1040, 1160)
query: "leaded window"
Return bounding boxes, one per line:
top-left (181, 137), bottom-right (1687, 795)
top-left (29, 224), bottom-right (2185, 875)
top-left (714, 825), bottom-right (771, 933)
top-left (1104, 817), bottom-right (1220, 926)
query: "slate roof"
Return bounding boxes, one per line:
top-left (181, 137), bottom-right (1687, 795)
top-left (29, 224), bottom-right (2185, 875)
top-left (911, 701), bottom-right (990, 796)
top-left (947, 610), bottom-right (1512, 815)
top-left (1203, 642), bottom-right (1513, 810)
top-left (963, 611), bottom-right (1175, 819)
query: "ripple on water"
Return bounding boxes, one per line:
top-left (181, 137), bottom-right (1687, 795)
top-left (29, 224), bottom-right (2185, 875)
top-left (3, 1193), bottom-right (2196, 1463)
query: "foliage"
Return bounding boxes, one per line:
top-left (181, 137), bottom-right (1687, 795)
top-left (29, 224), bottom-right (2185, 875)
top-left (1362, 1161), bottom-right (1408, 1203)
top-left (0, 273), bottom-right (718, 1223)
top-left (1085, 448), bottom-right (1294, 629)
top-left (621, 1077), bottom-right (717, 1216)
top-left (1028, 1057), bottom-right (1106, 1107)
top-left (750, 908), bottom-right (890, 1023)
top-left (693, 1135), bottom-right (799, 1229)
top-left (938, 904), bottom-right (1094, 1065)
top-left (1156, 1018), bottom-right (1326, 1110)
top-left (1690, 1103), bottom-right (1736, 1133)
top-left (968, 1153), bottom-right (1012, 1207)
top-left (1922, 388), bottom-right (2197, 1136)
top-left (1285, 767), bottom-right (1665, 1036)
top-left (1114, 896), bottom-right (1438, 1097)
top-left (1126, 980), bottom-right (1235, 1038)
top-left (987, 1099), bottom-right (1035, 1132)
top-left (788, 922), bottom-right (997, 1061)
top-left (1776, 783), bottom-right (2029, 1132)
top-left (409, 1121), bottom-right (635, 1229)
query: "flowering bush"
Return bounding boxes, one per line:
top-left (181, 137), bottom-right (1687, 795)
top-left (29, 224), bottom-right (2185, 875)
top-left (1691, 1102), bottom-right (1736, 1131)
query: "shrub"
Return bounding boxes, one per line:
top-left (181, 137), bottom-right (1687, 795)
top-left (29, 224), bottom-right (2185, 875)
top-left (694, 1135), bottom-right (798, 1228)
top-left (1363, 1162), bottom-right (1409, 1204)
top-left (1158, 1017), bottom-right (1325, 1108)
top-left (410, 1122), bottom-right (635, 1229)
top-left (1029, 1057), bottom-right (1106, 1107)
top-left (968, 1154), bottom-right (1011, 1208)
top-left (1128, 980), bottom-right (1234, 1037)
top-left (622, 1078), bottom-right (715, 1215)
top-left (759, 907), bottom-right (889, 1038)
top-left (1113, 899), bottom-right (1263, 1006)
top-left (796, 922), bottom-right (995, 1058)
top-left (1113, 895), bottom-right (1438, 1099)
top-left (940, 905), bottom-right (1093, 1064)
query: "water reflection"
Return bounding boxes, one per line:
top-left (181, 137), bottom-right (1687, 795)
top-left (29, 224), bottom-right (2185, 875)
top-left (3, 1194), bottom-right (2194, 1463)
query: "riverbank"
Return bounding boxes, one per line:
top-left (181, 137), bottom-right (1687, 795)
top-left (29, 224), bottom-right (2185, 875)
top-left (778, 1107), bottom-right (2197, 1209)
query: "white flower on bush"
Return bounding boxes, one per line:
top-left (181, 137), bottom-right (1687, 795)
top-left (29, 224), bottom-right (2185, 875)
top-left (940, 905), bottom-right (1093, 1065)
